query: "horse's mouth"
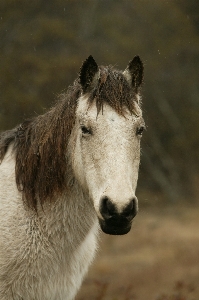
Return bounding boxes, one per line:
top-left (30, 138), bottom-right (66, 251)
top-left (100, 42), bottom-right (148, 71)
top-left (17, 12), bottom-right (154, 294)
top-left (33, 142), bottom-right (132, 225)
top-left (98, 217), bottom-right (132, 235)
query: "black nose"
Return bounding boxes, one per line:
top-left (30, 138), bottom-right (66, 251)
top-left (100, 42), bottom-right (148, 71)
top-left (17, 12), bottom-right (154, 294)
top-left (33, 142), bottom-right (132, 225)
top-left (99, 196), bottom-right (137, 221)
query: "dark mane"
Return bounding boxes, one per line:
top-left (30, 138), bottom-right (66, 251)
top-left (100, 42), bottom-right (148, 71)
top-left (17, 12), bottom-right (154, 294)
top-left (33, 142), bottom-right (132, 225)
top-left (0, 66), bottom-right (139, 210)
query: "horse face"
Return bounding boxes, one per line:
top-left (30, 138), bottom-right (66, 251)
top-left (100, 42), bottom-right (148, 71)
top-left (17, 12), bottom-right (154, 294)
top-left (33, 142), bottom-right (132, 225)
top-left (71, 55), bottom-right (144, 235)
top-left (72, 97), bottom-right (144, 235)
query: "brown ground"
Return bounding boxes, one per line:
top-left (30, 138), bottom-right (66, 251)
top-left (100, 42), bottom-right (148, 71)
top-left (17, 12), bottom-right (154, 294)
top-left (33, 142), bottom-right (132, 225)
top-left (76, 204), bottom-right (199, 300)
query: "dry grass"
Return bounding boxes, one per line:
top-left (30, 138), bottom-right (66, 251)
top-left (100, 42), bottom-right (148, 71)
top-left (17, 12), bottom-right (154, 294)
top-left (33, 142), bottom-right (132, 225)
top-left (76, 204), bottom-right (199, 300)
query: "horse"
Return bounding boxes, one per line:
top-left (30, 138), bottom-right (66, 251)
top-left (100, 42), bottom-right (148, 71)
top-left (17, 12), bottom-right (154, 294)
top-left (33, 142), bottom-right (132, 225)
top-left (0, 55), bottom-right (144, 300)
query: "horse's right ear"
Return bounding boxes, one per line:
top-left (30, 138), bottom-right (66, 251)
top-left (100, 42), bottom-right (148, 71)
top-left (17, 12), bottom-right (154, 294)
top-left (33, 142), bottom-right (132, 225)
top-left (79, 56), bottom-right (100, 93)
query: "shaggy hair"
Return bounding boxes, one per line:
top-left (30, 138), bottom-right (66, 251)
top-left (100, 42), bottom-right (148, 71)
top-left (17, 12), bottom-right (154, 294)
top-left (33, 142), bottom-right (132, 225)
top-left (0, 66), bottom-right (140, 211)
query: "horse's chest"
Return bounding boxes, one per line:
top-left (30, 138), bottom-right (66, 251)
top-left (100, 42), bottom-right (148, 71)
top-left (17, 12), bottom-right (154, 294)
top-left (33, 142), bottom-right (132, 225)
top-left (1, 214), bottom-right (98, 300)
top-left (35, 222), bottom-right (99, 300)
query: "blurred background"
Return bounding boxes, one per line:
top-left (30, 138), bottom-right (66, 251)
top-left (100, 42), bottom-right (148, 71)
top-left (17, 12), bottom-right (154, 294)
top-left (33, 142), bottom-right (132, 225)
top-left (1, 1), bottom-right (199, 299)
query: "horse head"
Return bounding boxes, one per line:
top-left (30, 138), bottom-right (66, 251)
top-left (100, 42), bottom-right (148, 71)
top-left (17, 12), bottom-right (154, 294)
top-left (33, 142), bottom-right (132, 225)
top-left (71, 56), bottom-right (145, 235)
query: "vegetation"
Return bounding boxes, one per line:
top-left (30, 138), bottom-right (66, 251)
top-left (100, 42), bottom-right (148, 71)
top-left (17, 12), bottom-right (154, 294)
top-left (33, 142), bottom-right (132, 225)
top-left (1, 0), bottom-right (199, 202)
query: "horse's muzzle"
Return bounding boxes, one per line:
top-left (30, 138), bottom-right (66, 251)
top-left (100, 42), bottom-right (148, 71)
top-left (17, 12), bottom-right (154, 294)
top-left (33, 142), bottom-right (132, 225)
top-left (98, 195), bottom-right (138, 235)
top-left (98, 215), bottom-right (133, 235)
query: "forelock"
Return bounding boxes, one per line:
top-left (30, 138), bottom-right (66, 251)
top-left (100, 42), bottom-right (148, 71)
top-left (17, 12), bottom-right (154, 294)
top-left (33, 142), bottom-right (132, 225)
top-left (88, 66), bottom-right (136, 115)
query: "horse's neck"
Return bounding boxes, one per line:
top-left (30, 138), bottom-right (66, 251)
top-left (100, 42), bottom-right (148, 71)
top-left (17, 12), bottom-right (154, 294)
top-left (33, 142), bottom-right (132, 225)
top-left (1, 144), bottom-right (97, 250)
top-left (36, 182), bottom-right (97, 249)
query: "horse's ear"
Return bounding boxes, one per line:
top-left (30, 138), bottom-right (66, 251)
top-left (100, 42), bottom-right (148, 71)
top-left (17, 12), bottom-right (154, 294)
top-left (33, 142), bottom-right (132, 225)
top-left (123, 56), bottom-right (144, 93)
top-left (79, 55), bottom-right (100, 93)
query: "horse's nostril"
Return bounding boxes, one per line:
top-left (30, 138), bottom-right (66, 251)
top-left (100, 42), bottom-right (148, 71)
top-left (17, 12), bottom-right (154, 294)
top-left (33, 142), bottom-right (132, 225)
top-left (99, 196), bottom-right (117, 220)
top-left (122, 197), bottom-right (138, 220)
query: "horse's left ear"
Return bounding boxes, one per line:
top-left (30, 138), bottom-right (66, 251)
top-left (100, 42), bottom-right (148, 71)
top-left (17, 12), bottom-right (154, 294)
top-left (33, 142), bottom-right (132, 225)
top-left (123, 56), bottom-right (144, 93)
top-left (79, 55), bottom-right (100, 93)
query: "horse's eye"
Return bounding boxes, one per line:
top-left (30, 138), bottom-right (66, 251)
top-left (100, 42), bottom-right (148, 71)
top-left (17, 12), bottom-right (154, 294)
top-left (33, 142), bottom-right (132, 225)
top-left (81, 125), bottom-right (92, 135)
top-left (136, 126), bottom-right (145, 136)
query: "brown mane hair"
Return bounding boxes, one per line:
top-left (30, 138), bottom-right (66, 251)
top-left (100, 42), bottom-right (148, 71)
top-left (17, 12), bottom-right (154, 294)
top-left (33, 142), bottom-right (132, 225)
top-left (0, 66), bottom-right (139, 211)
